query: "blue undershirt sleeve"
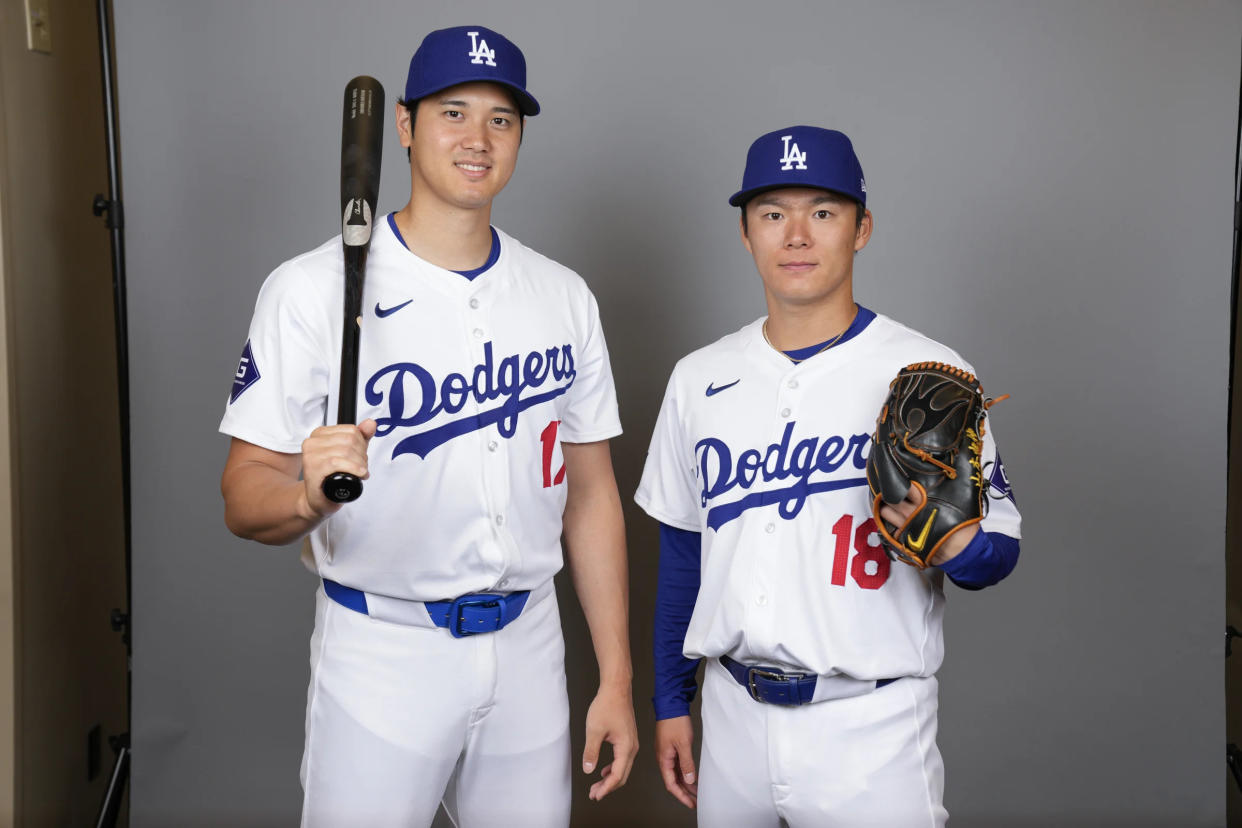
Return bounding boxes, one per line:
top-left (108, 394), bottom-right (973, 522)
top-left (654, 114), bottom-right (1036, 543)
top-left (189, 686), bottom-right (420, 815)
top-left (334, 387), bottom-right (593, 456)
top-left (653, 522), bottom-right (703, 720)
top-left (937, 530), bottom-right (1020, 590)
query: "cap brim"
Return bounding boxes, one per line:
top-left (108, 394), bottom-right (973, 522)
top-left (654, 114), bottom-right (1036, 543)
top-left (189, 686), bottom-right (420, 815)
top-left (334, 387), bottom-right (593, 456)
top-left (411, 77), bottom-right (540, 116)
top-left (728, 184), bottom-right (862, 208)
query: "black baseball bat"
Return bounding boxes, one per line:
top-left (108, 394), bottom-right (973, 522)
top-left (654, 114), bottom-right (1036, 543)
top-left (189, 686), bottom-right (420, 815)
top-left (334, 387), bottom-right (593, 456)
top-left (322, 75), bottom-right (384, 503)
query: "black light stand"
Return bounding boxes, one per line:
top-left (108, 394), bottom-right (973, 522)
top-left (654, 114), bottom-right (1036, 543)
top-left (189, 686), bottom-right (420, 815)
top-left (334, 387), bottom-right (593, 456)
top-left (1233, 36), bottom-right (1242, 457)
top-left (1229, 35), bottom-right (1242, 810)
top-left (91, 0), bottom-right (132, 824)
top-left (1231, 626), bottom-right (1242, 796)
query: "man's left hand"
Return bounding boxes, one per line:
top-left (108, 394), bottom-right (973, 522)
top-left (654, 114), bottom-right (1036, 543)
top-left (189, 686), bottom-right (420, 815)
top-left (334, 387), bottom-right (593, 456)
top-left (878, 484), bottom-right (979, 566)
top-left (581, 683), bottom-right (639, 801)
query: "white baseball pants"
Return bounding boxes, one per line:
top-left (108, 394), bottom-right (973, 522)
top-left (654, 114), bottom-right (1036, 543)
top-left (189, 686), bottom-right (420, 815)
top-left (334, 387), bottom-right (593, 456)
top-left (299, 584), bottom-right (572, 827)
top-left (697, 659), bottom-right (946, 827)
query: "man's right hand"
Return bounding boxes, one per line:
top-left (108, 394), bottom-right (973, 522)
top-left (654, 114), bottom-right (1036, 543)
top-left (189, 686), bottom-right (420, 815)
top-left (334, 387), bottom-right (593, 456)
top-left (300, 419), bottom-right (377, 517)
top-left (222, 421), bottom-right (377, 546)
top-left (655, 715), bottom-right (698, 809)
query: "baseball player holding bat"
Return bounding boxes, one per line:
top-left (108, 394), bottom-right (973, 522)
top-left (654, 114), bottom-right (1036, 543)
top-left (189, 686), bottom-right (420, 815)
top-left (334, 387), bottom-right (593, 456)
top-left (220, 25), bottom-right (637, 826)
top-left (636, 126), bottom-right (1022, 826)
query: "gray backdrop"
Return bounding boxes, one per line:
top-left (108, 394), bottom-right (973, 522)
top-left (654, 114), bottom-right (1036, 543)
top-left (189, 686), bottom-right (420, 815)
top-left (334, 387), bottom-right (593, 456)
top-left (114, 1), bottom-right (1239, 825)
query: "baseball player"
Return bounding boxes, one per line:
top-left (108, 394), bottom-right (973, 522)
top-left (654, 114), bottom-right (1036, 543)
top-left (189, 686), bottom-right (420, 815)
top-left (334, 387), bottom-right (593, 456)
top-left (220, 26), bottom-right (637, 827)
top-left (636, 126), bottom-right (1022, 826)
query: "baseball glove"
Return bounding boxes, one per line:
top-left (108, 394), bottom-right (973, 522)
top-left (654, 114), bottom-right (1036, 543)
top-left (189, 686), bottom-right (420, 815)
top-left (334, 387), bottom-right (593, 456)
top-left (865, 361), bottom-right (1005, 569)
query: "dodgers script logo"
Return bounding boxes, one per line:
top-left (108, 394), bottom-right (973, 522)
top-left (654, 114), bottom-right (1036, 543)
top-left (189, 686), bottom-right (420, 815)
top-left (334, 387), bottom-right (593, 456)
top-left (779, 135), bottom-right (807, 171)
top-left (696, 421), bottom-right (871, 531)
top-left (467, 31), bottom-right (497, 66)
top-left (365, 341), bottom-right (575, 459)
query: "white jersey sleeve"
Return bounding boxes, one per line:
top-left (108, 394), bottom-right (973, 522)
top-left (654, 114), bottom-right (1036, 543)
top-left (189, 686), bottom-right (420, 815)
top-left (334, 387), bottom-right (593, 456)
top-left (635, 372), bottom-right (701, 532)
top-left (220, 243), bottom-right (338, 453)
top-left (557, 290), bottom-right (621, 444)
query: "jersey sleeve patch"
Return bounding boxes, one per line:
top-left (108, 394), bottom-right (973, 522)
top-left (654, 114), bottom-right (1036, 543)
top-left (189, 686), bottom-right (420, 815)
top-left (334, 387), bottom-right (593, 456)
top-left (988, 451), bottom-right (1016, 503)
top-left (229, 340), bottom-right (261, 404)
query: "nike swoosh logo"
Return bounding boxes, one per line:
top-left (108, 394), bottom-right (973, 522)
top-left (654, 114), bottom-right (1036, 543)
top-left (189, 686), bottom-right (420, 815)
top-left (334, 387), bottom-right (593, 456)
top-left (375, 299), bottom-right (413, 318)
top-left (907, 507), bottom-right (939, 553)
top-left (706, 379), bottom-right (740, 397)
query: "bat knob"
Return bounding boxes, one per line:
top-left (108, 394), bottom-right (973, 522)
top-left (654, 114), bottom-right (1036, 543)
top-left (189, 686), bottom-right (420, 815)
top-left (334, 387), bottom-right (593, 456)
top-left (322, 472), bottom-right (363, 503)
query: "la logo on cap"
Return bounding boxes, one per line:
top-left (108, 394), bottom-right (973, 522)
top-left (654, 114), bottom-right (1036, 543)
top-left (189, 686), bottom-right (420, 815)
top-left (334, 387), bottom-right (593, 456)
top-left (779, 135), bottom-right (807, 171)
top-left (467, 31), bottom-right (497, 66)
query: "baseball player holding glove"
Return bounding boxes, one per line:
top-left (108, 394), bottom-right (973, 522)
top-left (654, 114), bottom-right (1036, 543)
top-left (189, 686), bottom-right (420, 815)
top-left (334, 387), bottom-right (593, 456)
top-left (636, 126), bottom-right (1022, 826)
top-left (220, 26), bottom-right (637, 827)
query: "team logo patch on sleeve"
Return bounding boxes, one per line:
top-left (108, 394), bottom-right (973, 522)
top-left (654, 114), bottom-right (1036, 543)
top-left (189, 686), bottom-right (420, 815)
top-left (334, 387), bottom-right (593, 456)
top-left (229, 340), bottom-right (261, 404)
top-left (988, 452), bottom-right (1016, 503)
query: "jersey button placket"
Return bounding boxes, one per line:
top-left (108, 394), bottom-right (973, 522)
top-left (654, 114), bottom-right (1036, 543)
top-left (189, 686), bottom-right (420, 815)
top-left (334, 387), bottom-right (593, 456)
top-left (759, 521), bottom-right (774, 612)
top-left (778, 367), bottom-right (801, 421)
top-left (467, 290), bottom-right (487, 348)
top-left (749, 518), bottom-right (776, 647)
top-left (481, 425), bottom-right (504, 581)
top-left (737, 527), bottom-right (766, 648)
top-left (468, 289), bottom-right (510, 581)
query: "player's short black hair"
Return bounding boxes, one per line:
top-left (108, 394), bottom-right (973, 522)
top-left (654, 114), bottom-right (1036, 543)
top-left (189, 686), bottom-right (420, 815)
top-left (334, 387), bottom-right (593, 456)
top-left (398, 93), bottom-right (525, 162)
top-left (739, 196), bottom-right (866, 235)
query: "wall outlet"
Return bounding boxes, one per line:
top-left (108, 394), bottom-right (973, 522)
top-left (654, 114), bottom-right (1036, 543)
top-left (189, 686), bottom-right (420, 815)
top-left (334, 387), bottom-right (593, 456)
top-left (25, 0), bottom-right (52, 54)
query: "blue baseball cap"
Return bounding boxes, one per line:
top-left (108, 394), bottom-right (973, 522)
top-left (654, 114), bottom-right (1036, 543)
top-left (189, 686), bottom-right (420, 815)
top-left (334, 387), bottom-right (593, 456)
top-left (404, 25), bottom-right (540, 116)
top-left (729, 126), bottom-right (866, 207)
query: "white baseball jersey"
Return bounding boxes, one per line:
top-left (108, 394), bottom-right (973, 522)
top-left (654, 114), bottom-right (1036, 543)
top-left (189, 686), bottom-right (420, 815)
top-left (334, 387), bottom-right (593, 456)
top-left (221, 221), bottom-right (621, 601)
top-left (635, 312), bottom-right (1022, 680)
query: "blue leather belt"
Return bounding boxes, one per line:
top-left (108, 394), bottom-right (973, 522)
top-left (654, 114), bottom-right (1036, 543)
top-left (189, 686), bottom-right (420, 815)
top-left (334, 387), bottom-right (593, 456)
top-left (323, 578), bottom-right (531, 638)
top-left (719, 654), bottom-right (898, 705)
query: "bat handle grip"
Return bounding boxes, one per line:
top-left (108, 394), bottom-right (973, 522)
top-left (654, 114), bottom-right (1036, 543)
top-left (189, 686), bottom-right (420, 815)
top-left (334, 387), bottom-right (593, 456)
top-left (322, 472), bottom-right (363, 503)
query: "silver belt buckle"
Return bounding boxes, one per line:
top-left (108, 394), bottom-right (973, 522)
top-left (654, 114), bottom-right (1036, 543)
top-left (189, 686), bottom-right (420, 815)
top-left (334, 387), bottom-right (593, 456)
top-left (746, 667), bottom-right (791, 702)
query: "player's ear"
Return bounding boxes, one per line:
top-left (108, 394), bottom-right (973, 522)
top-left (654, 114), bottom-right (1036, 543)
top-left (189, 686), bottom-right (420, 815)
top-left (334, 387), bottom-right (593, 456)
top-left (854, 208), bottom-right (873, 253)
top-left (738, 212), bottom-right (753, 255)
top-left (395, 101), bottom-right (413, 149)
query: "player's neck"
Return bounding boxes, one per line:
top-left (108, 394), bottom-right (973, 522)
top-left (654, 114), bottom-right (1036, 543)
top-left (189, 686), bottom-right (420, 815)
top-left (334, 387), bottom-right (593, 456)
top-left (393, 199), bottom-right (495, 272)
top-left (763, 295), bottom-right (858, 351)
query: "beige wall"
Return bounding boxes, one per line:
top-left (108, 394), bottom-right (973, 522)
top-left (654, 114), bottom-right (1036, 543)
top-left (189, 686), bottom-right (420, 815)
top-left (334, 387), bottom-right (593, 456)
top-left (0, 47), bottom-right (14, 823)
top-left (0, 0), bottom-right (128, 823)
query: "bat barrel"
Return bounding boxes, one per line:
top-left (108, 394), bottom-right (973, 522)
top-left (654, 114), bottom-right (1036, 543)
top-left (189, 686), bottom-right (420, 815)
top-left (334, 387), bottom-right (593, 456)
top-left (334, 74), bottom-right (384, 428)
top-left (325, 75), bottom-right (385, 505)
